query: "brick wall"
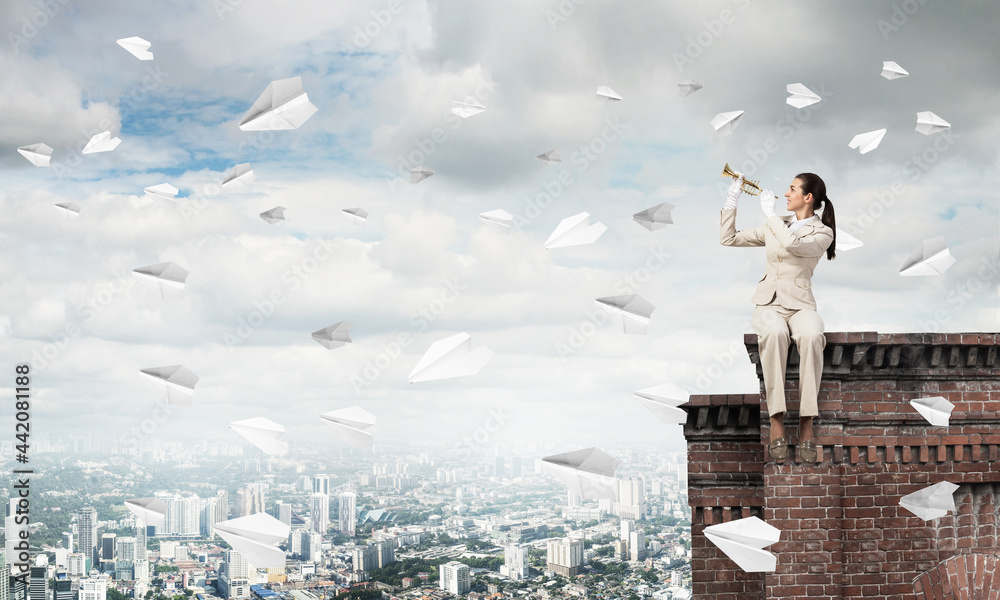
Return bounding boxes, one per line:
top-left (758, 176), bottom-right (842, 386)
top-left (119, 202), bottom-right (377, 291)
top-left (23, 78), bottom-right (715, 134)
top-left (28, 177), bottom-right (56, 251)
top-left (684, 332), bottom-right (1000, 600)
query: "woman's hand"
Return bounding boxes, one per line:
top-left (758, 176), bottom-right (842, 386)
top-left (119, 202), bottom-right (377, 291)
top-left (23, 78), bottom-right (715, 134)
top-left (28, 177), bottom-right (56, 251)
top-left (760, 188), bottom-right (777, 218)
top-left (724, 172), bottom-right (744, 210)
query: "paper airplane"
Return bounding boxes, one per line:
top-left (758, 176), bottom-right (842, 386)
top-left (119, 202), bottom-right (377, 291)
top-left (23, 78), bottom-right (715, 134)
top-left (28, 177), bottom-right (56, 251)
top-left (881, 60), bottom-right (909, 80)
top-left (260, 206), bottom-right (285, 224)
top-left (909, 396), bottom-right (954, 427)
top-left (450, 98), bottom-right (486, 119)
top-left (899, 481), bottom-right (959, 521)
top-left (117, 36), bottom-right (153, 60)
top-left (835, 229), bottom-right (863, 252)
top-left (596, 86), bottom-right (622, 101)
top-left (899, 237), bottom-right (956, 276)
top-left (222, 163), bottom-right (256, 188)
top-left (342, 207), bottom-right (368, 225)
top-left (635, 383), bottom-right (691, 425)
top-left (238, 76), bottom-right (318, 131)
top-left (214, 513), bottom-right (290, 568)
top-left (144, 183), bottom-right (179, 201)
top-left (139, 365), bottom-right (199, 406)
top-left (124, 498), bottom-right (167, 528)
top-left (408, 332), bottom-right (493, 383)
top-left (710, 111), bottom-right (744, 136)
top-left (82, 131), bottom-right (122, 154)
top-left (410, 166), bottom-right (434, 184)
top-left (595, 294), bottom-right (655, 335)
top-left (677, 80), bottom-right (703, 97)
top-left (541, 447), bottom-right (620, 500)
top-left (17, 143), bottom-right (53, 167)
top-left (478, 209), bottom-right (513, 232)
top-left (785, 83), bottom-right (821, 108)
top-left (632, 202), bottom-right (675, 231)
top-left (704, 516), bottom-right (781, 573)
top-left (320, 406), bottom-right (376, 447)
top-left (536, 149), bottom-right (561, 165)
top-left (133, 262), bottom-right (189, 298)
top-left (544, 212), bottom-right (607, 249)
top-left (915, 111), bottom-right (951, 135)
top-left (54, 202), bottom-right (81, 219)
top-left (229, 417), bottom-right (289, 456)
top-left (311, 321), bottom-right (352, 349)
top-left (848, 129), bottom-right (886, 154)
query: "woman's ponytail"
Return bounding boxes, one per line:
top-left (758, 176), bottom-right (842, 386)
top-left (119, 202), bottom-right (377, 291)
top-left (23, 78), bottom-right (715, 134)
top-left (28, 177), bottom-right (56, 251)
top-left (795, 172), bottom-right (836, 260)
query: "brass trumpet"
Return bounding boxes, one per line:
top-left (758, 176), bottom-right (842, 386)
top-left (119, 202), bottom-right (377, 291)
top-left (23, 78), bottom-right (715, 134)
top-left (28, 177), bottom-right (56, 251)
top-left (721, 163), bottom-right (763, 196)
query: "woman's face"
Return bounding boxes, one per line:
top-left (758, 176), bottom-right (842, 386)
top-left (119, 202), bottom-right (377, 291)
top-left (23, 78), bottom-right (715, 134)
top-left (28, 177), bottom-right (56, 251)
top-left (785, 178), bottom-right (812, 213)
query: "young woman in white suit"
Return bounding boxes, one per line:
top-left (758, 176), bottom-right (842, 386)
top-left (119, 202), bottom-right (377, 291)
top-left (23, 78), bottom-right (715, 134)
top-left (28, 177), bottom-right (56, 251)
top-left (719, 172), bottom-right (837, 462)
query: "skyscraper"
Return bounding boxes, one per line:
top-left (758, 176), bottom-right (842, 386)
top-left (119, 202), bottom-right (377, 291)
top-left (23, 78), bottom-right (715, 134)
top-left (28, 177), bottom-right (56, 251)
top-left (164, 496), bottom-right (200, 536)
top-left (628, 529), bottom-right (646, 562)
top-left (615, 477), bottom-right (645, 520)
top-left (100, 533), bottom-right (117, 573)
top-left (235, 484), bottom-right (265, 518)
top-left (28, 556), bottom-right (47, 600)
top-left (310, 494), bottom-right (330, 534)
top-left (273, 501), bottom-right (291, 526)
top-left (439, 561), bottom-right (470, 595)
top-left (61, 533), bottom-right (73, 553)
top-left (52, 571), bottom-right (72, 600)
top-left (6, 499), bottom-right (27, 576)
top-left (338, 492), bottom-right (356, 536)
top-left (313, 475), bottom-right (330, 496)
top-left (546, 538), bottom-right (583, 577)
top-left (76, 507), bottom-right (98, 572)
top-left (504, 544), bottom-right (528, 581)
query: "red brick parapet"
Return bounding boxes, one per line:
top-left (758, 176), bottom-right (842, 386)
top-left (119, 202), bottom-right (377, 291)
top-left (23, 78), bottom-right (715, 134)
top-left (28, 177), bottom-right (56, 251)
top-left (683, 331), bottom-right (1000, 600)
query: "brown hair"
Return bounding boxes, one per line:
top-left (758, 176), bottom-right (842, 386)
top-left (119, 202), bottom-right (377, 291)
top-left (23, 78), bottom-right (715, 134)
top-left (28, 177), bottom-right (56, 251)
top-left (795, 172), bottom-right (836, 260)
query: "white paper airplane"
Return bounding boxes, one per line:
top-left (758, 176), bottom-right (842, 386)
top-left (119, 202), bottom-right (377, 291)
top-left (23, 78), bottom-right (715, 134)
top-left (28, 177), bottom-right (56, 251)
top-left (238, 76), bottom-right (318, 131)
top-left (536, 149), bottom-right (561, 165)
top-left (260, 206), bottom-right (285, 224)
top-left (450, 98), bottom-right (486, 119)
top-left (229, 417), bottom-right (289, 456)
top-left (124, 497), bottom-right (167, 528)
top-left (117, 36), bottom-right (154, 61)
top-left (785, 83), bottom-right (821, 108)
top-left (54, 202), bottom-right (81, 219)
top-left (17, 143), bottom-right (53, 167)
top-left (704, 516), bottom-right (781, 573)
top-left (848, 129), bottom-right (886, 154)
top-left (82, 131), bottom-right (122, 154)
top-left (139, 365), bottom-right (199, 406)
top-left (478, 209), bottom-right (513, 232)
top-left (541, 447), bottom-right (620, 500)
top-left (410, 166), bottom-right (434, 184)
top-left (320, 406), bottom-right (377, 447)
top-left (899, 237), bottom-right (956, 276)
top-left (311, 322), bottom-right (352, 349)
top-left (544, 212), bottom-right (607, 249)
top-left (909, 396), bottom-right (954, 427)
top-left (221, 163), bottom-right (256, 188)
top-left (408, 332), bottom-right (493, 383)
top-left (710, 110), bottom-right (744, 136)
top-left (144, 183), bottom-right (179, 201)
top-left (677, 80), bottom-right (703, 97)
top-left (835, 228), bottom-right (863, 252)
top-left (595, 294), bottom-right (656, 335)
top-left (596, 86), bottom-right (622, 101)
top-left (342, 207), bottom-right (368, 225)
top-left (899, 481), bottom-right (959, 520)
top-left (915, 111), bottom-right (951, 135)
top-left (635, 383), bottom-right (691, 425)
top-left (881, 60), bottom-right (909, 80)
top-left (133, 262), bottom-right (189, 298)
top-left (214, 513), bottom-right (290, 568)
top-left (633, 202), bottom-right (675, 231)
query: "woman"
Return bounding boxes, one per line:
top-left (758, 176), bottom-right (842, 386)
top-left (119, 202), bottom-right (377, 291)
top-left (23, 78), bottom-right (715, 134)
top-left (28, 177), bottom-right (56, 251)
top-left (719, 172), bottom-right (836, 462)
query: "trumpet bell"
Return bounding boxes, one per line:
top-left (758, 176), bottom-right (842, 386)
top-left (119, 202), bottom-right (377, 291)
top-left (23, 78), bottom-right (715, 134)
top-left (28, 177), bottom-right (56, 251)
top-left (721, 163), bottom-right (763, 196)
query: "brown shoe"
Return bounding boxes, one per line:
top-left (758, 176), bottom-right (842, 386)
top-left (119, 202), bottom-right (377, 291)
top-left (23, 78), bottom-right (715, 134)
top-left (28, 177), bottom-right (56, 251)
top-left (799, 439), bottom-right (817, 463)
top-left (768, 437), bottom-right (788, 461)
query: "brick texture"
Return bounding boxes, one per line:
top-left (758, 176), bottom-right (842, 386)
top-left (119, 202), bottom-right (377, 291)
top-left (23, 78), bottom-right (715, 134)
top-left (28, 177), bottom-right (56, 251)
top-left (683, 332), bottom-right (1000, 600)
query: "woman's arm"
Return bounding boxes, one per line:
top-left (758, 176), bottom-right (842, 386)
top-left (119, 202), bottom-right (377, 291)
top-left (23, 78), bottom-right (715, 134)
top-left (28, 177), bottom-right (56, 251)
top-left (764, 216), bottom-right (833, 257)
top-left (720, 208), bottom-right (766, 247)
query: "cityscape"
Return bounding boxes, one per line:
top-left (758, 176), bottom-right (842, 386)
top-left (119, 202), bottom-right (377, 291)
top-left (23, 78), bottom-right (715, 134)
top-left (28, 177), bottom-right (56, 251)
top-left (0, 437), bottom-right (692, 600)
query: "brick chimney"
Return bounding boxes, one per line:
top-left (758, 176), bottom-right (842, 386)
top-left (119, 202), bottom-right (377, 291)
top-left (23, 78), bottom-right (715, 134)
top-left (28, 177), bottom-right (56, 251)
top-left (683, 332), bottom-right (1000, 600)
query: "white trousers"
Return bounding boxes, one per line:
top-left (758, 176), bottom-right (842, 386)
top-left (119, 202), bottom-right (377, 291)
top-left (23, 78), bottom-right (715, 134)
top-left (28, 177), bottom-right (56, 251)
top-left (751, 302), bottom-right (825, 418)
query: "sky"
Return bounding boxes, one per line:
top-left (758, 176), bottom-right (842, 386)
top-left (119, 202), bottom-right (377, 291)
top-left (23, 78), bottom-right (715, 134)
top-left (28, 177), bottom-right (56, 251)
top-left (0, 0), bottom-right (998, 455)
